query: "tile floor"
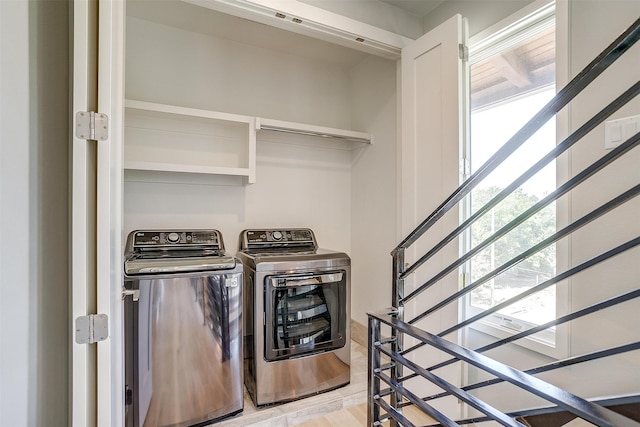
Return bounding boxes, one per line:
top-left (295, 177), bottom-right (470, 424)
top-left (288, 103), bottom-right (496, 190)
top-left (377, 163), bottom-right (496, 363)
top-left (211, 340), bottom-right (368, 427)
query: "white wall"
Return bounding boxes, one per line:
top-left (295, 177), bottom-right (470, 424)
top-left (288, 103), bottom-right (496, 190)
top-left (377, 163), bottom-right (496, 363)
top-left (123, 13), bottom-right (364, 254)
top-left (0, 0), bottom-right (69, 425)
top-left (0, 2), bottom-right (31, 424)
top-left (349, 55), bottom-right (397, 326)
top-left (124, 138), bottom-right (353, 255)
top-left (125, 15), bottom-right (354, 129)
top-left (562, 0), bottom-right (640, 399)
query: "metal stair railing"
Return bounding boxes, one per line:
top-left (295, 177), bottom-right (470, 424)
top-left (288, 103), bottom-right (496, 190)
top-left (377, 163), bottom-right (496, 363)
top-left (368, 16), bottom-right (640, 427)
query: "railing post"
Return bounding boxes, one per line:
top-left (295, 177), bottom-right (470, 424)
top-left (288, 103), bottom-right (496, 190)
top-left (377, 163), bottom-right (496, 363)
top-left (392, 247), bottom-right (404, 309)
top-left (368, 315), bottom-right (381, 426)
top-left (391, 248), bottom-right (405, 426)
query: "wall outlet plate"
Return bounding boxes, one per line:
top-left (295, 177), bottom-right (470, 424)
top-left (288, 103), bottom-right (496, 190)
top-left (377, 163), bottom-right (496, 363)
top-left (604, 115), bottom-right (640, 149)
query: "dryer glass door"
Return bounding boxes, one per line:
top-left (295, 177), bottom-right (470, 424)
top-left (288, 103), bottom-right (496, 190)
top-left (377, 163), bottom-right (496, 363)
top-left (264, 271), bottom-right (347, 361)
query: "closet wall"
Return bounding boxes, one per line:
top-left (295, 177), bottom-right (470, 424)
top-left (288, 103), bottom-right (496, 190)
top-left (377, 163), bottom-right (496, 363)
top-left (123, 2), bottom-right (398, 325)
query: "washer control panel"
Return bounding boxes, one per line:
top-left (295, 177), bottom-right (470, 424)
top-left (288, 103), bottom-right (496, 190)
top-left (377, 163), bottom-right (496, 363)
top-left (242, 229), bottom-right (316, 249)
top-left (131, 230), bottom-right (223, 250)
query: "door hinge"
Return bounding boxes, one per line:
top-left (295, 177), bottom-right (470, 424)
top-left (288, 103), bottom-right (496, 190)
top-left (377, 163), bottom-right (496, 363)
top-left (75, 111), bottom-right (109, 141)
top-left (460, 272), bottom-right (469, 288)
top-left (75, 314), bottom-right (109, 344)
top-left (459, 157), bottom-right (470, 176)
top-left (458, 43), bottom-right (469, 61)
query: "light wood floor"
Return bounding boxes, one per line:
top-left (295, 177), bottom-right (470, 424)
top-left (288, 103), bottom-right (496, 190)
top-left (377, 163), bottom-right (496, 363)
top-left (211, 340), bottom-right (435, 427)
top-left (293, 402), bottom-right (436, 427)
top-left (293, 402), bottom-right (368, 427)
top-left (213, 340), bottom-right (369, 427)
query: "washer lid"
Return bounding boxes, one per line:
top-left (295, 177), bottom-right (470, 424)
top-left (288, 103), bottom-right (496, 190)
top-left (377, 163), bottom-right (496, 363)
top-left (124, 254), bottom-right (237, 276)
top-left (124, 229), bottom-right (236, 275)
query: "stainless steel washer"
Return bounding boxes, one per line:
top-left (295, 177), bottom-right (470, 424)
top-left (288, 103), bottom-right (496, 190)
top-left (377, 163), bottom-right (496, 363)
top-left (123, 229), bottom-right (243, 427)
top-left (237, 228), bottom-right (350, 406)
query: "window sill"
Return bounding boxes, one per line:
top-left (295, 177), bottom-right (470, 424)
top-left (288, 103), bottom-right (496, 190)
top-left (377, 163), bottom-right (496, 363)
top-left (465, 312), bottom-right (569, 360)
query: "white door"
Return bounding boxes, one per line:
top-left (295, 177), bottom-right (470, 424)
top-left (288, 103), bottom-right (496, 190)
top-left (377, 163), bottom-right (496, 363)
top-left (71, 0), bottom-right (125, 425)
top-left (399, 14), bottom-right (468, 419)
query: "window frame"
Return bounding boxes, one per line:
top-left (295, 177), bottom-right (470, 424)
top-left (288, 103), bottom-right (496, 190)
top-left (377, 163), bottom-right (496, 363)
top-left (461, 0), bottom-right (570, 360)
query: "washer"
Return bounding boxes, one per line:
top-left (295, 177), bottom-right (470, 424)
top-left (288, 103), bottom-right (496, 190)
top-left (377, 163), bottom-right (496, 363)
top-left (123, 229), bottom-right (243, 427)
top-left (237, 228), bottom-right (350, 406)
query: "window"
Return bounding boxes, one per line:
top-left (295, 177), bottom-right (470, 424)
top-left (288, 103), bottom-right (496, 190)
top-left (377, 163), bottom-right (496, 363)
top-left (463, 2), bottom-right (565, 353)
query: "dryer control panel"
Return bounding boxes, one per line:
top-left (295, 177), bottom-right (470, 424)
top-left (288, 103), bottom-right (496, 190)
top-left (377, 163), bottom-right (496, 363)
top-left (241, 228), bottom-right (316, 249)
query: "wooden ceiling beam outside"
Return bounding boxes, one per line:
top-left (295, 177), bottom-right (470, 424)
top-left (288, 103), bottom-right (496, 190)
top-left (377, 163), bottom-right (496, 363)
top-left (488, 51), bottom-right (532, 88)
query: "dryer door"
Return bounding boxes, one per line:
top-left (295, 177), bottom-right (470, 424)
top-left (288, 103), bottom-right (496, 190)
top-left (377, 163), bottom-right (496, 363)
top-left (264, 271), bottom-right (347, 361)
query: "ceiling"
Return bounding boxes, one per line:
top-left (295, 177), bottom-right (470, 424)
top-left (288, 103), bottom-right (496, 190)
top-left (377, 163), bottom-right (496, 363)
top-left (127, 0), bottom-right (371, 67)
top-left (127, 0), bottom-right (455, 67)
top-left (379, 0), bottom-right (447, 18)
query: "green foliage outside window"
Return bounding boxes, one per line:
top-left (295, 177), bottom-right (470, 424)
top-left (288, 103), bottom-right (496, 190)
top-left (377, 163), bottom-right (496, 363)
top-left (470, 186), bottom-right (556, 315)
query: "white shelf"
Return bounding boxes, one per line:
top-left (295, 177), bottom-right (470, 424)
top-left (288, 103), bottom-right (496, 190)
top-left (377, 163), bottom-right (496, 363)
top-left (124, 100), bottom-right (373, 183)
top-left (124, 100), bottom-right (256, 183)
top-left (123, 161), bottom-right (252, 177)
top-left (256, 117), bottom-right (372, 145)
top-left (125, 99), bottom-right (254, 124)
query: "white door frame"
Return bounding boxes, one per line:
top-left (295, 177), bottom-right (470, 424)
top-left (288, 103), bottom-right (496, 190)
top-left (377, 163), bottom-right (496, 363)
top-left (71, 1), bottom-right (98, 425)
top-left (71, 0), bottom-right (125, 425)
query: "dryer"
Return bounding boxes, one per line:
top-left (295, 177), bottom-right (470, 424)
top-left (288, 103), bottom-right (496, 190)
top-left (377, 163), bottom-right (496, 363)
top-left (237, 228), bottom-right (350, 406)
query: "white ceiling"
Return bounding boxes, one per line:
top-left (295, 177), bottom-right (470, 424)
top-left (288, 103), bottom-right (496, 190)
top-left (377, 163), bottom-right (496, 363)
top-left (126, 0), bottom-right (451, 67)
top-left (127, 0), bottom-right (371, 68)
top-left (379, 0), bottom-right (447, 18)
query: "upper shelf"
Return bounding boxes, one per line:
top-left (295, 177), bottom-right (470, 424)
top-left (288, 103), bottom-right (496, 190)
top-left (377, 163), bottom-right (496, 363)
top-left (125, 99), bottom-right (254, 124)
top-left (256, 117), bottom-right (372, 145)
top-left (123, 99), bottom-right (372, 183)
top-left (124, 100), bottom-right (256, 183)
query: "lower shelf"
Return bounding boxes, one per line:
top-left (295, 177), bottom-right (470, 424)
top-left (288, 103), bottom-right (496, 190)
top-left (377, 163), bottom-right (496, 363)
top-left (124, 161), bottom-right (255, 183)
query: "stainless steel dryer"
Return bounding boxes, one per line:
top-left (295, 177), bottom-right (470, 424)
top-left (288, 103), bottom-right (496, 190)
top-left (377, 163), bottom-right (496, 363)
top-left (123, 229), bottom-right (243, 427)
top-left (237, 228), bottom-right (350, 406)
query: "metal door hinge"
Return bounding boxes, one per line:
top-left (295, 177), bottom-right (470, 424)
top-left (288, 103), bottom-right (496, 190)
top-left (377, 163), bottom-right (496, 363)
top-left (458, 43), bottom-right (469, 61)
top-left (75, 314), bottom-right (109, 344)
top-left (75, 111), bottom-right (109, 141)
top-left (459, 157), bottom-right (470, 176)
top-left (460, 272), bottom-right (469, 288)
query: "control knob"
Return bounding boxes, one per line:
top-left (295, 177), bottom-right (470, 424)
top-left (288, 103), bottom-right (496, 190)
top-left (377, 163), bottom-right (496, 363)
top-left (167, 232), bottom-right (180, 243)
top-left (272, 231), bottom-right (283, 241)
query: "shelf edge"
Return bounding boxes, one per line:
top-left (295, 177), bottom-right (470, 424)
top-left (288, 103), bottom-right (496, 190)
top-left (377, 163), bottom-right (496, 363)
top-left (125, 99), bottom-right (254, 124)
top-left (123, 161), bottom-right (252, 177)
top-left (256, 117), bottom-right (372, 144)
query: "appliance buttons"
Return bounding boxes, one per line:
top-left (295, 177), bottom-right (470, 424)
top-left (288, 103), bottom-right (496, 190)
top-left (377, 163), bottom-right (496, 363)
top-left (272, 231), bottom-right (283, 240)
top-left (167, 232), bottom-right (180, 243)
